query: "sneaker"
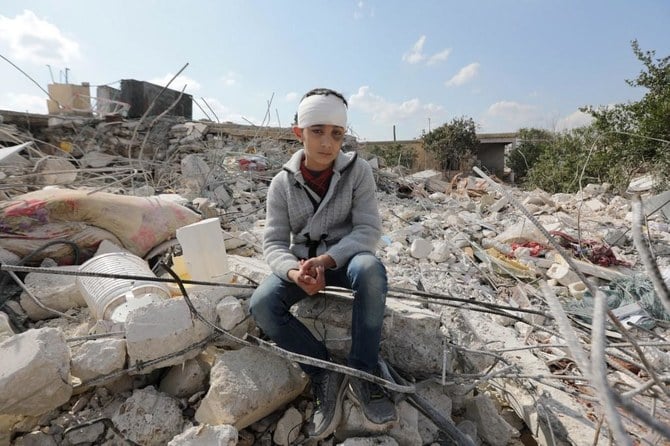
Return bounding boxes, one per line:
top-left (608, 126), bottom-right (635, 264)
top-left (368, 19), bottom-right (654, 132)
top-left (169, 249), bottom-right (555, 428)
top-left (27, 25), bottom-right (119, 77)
top-left (347, 377), bottom-right (398, 425)
top-left (306, 370), bottom-right (347, 439)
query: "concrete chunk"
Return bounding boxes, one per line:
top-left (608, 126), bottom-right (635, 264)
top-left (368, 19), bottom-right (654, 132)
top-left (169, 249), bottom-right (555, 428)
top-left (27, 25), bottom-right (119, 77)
top-left (125, 296), bottom-right (215, 373)
top-left (195, 346), bottom-right (308, 429)
top-left (112, 386), bottom-right (184, 446)
top-left (167, 424), bottom-right (238, 446)
top-left (0, 328), bottom-right (72, 416)
top-left (19, 265), bottom-right (86, 321)
top-left (70, 338), bottom-right (126, 383)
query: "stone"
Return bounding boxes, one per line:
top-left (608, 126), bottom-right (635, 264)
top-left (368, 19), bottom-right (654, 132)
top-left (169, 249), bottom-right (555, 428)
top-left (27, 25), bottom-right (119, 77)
top-left (112, 386), bottom-right (184, 446)
top-left (216, 296), bottom-right (246, 330)
top-left (159, 357), bottom-right (209, 398)
top-left (272, 406), bottom-right (303, 446)
top-left (465, 395), bottom-right (515, 446)
top-left (167, 424), bottom-right (238, 446)
top-left (63, 420), bottom-right (105, 444)
top-left (71, 338), bottom-right (126, 383)
top-left (0, 328), bottom-right (72, 417)
top-left (410, 238), bottom-right (432, 259)
top-left (19, 265), bottom-right (86, 321)
top-left (195, 347), bottom-right (308, 429)
top-left (125, 295), bottom-right (215, 373)
top-left (415, 380), bottom-right (453, 445)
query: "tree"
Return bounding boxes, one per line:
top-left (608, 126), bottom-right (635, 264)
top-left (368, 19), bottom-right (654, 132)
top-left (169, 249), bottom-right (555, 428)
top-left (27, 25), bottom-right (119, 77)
top-left (422, 117), bottom-right (478, 171)
top-left (507, 128), bottom-right (554, 181)
top-left (582, 40), bottom-right (670, 192)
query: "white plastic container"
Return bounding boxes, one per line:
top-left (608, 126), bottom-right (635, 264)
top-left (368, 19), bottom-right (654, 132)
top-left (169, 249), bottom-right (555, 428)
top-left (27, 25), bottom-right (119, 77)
top-left (176, 217), bottom-right (230, 284)
top-left (76, 252), bottom-right (170, 322)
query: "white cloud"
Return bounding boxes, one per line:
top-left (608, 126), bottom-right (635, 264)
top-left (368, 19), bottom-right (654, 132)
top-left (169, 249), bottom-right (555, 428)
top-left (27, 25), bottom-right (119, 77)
top-left (556, 110), bottom-right (593, 131)
top-left (0, 92), bottom-right (47, 113)
top-left (403, 36), bottom-right (451, 66)
top-left (149, 74), bottom-right (201, 94)
top-left (349, 86), bottom-right (443, 124)
top-left (445, 62), bottom-right (480, 87)
top-left (193, 96), bottom-right (245, 124)
top-left (221, 71), bottom-right (238, 87)
top-left (402, 36), bottom-right (426, 64)
top-left (285, 92), bottom-right (298, 102)
top-left (427, 48), bottom-right (452, 65)
top-left (354, 1), bottom-right (374, 20)
top-left (0, 10), bottom-right (80, 65)
top-left (481, 100), bottom-right (542, 132)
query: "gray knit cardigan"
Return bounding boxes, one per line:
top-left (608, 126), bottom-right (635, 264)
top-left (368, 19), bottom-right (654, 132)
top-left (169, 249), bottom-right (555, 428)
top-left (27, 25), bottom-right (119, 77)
top-left (263, 149), bottom-right (382, 280)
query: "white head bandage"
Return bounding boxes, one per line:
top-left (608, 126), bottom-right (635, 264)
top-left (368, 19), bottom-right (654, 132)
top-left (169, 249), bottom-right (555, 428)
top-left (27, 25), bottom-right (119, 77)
top-left (297, 94), bottom-right (347, 129)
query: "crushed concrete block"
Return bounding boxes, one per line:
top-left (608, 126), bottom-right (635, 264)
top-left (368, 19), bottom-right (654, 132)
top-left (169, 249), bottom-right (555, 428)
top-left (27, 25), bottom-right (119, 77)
top-left (70, 338), bottom-right (126, 383)
top-left (19, 265), bottom-right (86, 321)
top-left (63, 420), bottom-right (105, 444)
top-left (195, 346), bottom-right (307, 429)
top-left (112, 386), bottom-right (184, 446)
top-left (382, 299), bottom-right (444, 376)
top-left (465, 395), bottom-right (516, 446)
top-left (428, 241), bottom-right (451, 263)
top-left (36, 158), bottom-right (77, 185)
top-left (216, 296), bottom-right (246, 330)
top-left (410, 238), bottom-right (432, 259)
top-left (0, 328), bottom-right (72, 416)
top-left (125, 295), bottom-right (215, 373)
top-left (167, 424), bottom-right (238, 446)
top-left (159, 356), bottom-right (209, 398)
top-left (583, 198), bottom-right (605, 212)
top-left (181, 154), bottom-right (210, 193)
top-left (272, 406), bottom-right (303, 446)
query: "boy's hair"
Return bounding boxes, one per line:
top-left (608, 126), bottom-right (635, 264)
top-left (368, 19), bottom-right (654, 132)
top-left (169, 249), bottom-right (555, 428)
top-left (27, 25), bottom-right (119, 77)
top-left (301, 88), bottom-right (348, 107)
top-left (293, 88), bottom-right (348, 125)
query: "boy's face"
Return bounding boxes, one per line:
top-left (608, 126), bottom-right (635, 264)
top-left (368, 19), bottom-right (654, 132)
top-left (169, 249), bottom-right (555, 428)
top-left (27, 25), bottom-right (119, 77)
top-left (293, 125), bottom-right (345, 171)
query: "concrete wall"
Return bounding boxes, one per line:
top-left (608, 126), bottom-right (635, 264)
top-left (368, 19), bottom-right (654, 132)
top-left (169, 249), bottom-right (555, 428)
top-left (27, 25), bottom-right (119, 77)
top-left (46, 83), bottom-right (92, 115)
top-left (120, 79), bottom-right (192, 119)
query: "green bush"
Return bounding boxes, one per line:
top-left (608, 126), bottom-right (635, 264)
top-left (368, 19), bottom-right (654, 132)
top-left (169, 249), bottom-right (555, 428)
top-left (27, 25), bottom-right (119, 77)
top-left (422, 117), bottom-right (478, 171)
top-left (507, 128), bottom-right (554, 181)
top-left (368, 143), bottom-right (417, 169)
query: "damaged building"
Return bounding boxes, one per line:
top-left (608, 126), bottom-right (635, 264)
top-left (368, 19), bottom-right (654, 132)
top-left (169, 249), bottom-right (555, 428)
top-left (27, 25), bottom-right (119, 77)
top-left (0, 83), bottom-right (669, 446)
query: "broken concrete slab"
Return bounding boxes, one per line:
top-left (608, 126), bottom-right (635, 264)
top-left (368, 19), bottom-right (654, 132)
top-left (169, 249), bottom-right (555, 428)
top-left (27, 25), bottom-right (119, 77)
top-left (19, 264), bottom-right (85, 321)
top-left (195, 346), bottom-right (308, 429)
top-left (70, 337), bottom-right (126, 383)
top-left (125, 295), bottom-right (215, 373)
top-left (0, 328), bottom-right (72, 417)
top-left (159, 356), bottom-right (210, 399)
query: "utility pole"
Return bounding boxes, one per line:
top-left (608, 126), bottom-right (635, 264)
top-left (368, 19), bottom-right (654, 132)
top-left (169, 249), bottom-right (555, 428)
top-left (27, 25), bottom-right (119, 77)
top-left (65, 67), bottom-right (69, 84)
top-left (393, 125), bottom-right (396, 142)
top-left (428, 117), bottom-right (431, 133)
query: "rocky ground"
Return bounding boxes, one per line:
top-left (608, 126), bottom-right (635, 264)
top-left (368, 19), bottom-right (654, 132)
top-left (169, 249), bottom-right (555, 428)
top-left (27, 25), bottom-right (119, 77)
top-left (1, 113), bottom-right (669, 445)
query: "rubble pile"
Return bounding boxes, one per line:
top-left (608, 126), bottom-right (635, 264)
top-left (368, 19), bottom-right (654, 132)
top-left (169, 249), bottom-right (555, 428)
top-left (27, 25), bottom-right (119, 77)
top-left (1, 113), bottom-right (669, 446)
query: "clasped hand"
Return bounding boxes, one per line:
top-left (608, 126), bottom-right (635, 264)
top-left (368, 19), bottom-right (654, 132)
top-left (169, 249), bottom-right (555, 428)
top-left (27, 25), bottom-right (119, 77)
top-left (288, 257), bottom-right (328, 296)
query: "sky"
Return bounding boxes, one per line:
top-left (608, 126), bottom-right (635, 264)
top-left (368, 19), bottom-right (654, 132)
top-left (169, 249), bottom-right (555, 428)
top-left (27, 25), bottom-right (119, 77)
top-left (1, 1), bottom-right (669, 142)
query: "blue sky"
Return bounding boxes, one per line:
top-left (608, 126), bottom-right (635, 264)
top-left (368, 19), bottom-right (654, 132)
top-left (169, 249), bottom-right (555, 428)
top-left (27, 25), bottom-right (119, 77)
top-left (1, 1), bottom-right (668, 141)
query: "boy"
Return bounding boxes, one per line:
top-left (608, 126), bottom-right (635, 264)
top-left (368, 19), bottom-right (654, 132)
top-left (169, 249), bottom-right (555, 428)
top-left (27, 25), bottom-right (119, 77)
top-left (249, 88), bottom-right (397, 439)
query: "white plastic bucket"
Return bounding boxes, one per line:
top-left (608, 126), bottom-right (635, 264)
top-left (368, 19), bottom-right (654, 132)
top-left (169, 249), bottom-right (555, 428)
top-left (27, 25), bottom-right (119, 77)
top-left (176, 218), bottom-right (231, 284)
top-left (76, 252), bottom-right (170, 321)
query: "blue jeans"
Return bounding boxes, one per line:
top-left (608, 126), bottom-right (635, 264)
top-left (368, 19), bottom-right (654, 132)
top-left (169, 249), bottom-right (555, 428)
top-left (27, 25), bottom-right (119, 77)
top-left (249, 252), bottom-right (388, 377)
